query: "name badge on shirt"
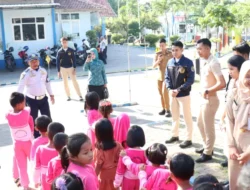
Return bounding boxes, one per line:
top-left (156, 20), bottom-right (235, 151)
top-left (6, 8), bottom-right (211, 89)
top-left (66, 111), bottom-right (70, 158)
top-left (68, 52), bottom-right (71, 56)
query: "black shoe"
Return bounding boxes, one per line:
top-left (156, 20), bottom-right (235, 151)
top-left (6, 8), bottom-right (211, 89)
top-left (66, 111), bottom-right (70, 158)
top-left (159, 109), bottom-right (166, 115)
top-left (67, 97), bottom-right (71, 101)
top-left (196, 153), bottom-right (212, 163)
top-left (165, 110), bottom-right (172, 117)
top-left (165, 137), bottom-right (179, 144)
top-left (179, 140), bottom-right (192, 148)
top-left (195, 148), bottom-right (204, 154)
top-left (221, 159), bottom-right (228, 167)
top-left (79, 96), bottom-right (84, 101)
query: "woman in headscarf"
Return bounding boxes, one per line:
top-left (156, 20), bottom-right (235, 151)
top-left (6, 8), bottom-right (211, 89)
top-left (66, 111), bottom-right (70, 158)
top-left (220, 55), bottom-right (245, 167)
top-left (83, 48), bottom-right (107, 100)
top-left (226, 60), bottom-right (250, 190)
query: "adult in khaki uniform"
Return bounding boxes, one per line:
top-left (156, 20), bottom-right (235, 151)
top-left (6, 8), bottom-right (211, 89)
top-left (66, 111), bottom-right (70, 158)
top-left (195, 38), bottom-right (226, 163)
top-left (56, 37), bottom-right (83, 101)
top-left (153, 38), bottom-right (172, 117)
top-left (226, 61), bottom-right (250, 190)
top-left (165, 41), bottom-right (195, 148)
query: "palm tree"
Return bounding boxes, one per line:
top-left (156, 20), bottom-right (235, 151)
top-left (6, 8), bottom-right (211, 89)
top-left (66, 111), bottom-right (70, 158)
top-left (152, 0), bottom-right (172, 42)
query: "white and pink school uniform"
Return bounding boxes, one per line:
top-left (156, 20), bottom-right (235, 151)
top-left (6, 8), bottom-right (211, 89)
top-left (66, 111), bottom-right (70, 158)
top-left (67, 162), bottom-right (99, 190)
top-left (46, 156), bottom-right (63, 184)
top-left (114, 148), bottom-right (147, 190)
top-left (139, 168), bottom-right (177, 190)
top-left (6, 107), bottom-right (34, 189)
top-left (34, 145), bottom-right (58, 190)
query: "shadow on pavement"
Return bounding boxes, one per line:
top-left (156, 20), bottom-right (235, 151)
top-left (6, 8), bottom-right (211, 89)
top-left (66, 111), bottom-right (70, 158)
top-left (0, 123), bottom-right (12, 147)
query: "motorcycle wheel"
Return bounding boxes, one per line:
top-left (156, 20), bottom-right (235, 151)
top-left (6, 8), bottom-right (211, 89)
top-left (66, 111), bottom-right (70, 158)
top-left (6, 60), bottom-right (14, 72)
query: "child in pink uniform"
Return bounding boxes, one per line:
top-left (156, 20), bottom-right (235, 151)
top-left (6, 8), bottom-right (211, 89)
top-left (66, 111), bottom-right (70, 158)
top-left (114, 125), bottom-right (147, 190)
top-left (85, 92), bottom-right (102, 148)
top-left (46, 133), bottom-right (68, 184)
top-left (61, 133), bottom-right (99, 190)
top-left (113, 113), bottom-right (130, 148)
top-left (34, 122), bottom-right (65, 190)
top-left (51, 172), bottom-right (84, 190)
top-left (169, 153), bottom-right (194, 190)
top-left (94, 119), bottom-right (123, 190)
top-left (121, 143), bottom-right (169, 189)
top-left (6, 92), bottom-right (34, 190)
top-left (30, 115), bottom-right (51, 162)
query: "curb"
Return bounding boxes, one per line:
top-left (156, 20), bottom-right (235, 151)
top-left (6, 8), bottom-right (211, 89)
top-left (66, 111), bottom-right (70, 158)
top-left (80, 102), bottom-right (138, 113)
top-left (0, 68), bottom-right (157, 87)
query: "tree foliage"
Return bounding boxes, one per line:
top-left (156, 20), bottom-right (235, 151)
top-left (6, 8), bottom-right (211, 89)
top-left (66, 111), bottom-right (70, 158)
top-left (198, 3), bottom-right (236, 30)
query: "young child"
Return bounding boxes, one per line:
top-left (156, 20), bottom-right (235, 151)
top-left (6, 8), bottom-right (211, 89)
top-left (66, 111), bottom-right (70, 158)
top-left (94, 119), bottom-right (123, 190)
top-left (99, 100), bottom-right (116, 126)
top-left (113, 113), bottom-right (130, 148)
top-left (6, 92), bottom-right (34, 190)
top-left (30, 115), bottom-right (52, 162)
top-left (193, 174), bottom-right (219, 187)
top-left (61, 133), bottom-right (99, 190)
top-left (114, 125), bottom-right (147, 190)
top-left (169, 153), bottom-right (194, 190)
top-left (85, 92), bottom-right (102, 148)
top-left (121, 143), bottom-right (169, 189)
top-left (51, 172), bottom-right (84, 190)
top-left (46, 132), bottom-right (69, 184)
top-left (34, 122), bottom-right (65, 190)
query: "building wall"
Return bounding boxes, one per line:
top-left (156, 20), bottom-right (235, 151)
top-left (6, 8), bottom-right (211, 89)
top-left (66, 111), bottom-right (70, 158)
top-left (0, 8), bottom-right (54, 69)
top-left (55, 11), bottom-right (91, 46)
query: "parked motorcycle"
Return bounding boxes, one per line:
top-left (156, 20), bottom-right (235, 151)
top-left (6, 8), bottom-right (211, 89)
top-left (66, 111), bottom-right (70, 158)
top-left (18, 46), bottom-right (29, 67)
top-left (38, 47), bottom-right (57, 67)
top-left (2, 47), bottom-right (16, 72)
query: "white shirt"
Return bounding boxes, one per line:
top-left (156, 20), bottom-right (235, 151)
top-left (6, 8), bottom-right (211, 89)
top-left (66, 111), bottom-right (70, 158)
top-left (84, 40), bottom-right (90, 48)
top-left (17, 67), bottom-right (53, 96)
top-left (100, 40), bottom-right (106, 52)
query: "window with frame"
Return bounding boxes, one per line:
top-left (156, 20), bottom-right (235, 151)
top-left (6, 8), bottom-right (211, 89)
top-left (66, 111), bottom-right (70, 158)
top-left (61, 13), bottom-right (80, 37)
top-left (12, 17), bottom-right (45, 41)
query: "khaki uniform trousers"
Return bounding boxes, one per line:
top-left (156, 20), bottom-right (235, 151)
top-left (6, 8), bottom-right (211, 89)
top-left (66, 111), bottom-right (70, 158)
top-left (157, 80), bottom-right (170, 110)
top-left (229, 131), bottom-right (250, 190)
top-left (60, 67), bottom-right (82, 97)
top-left (171, 95), bottom-right (193, 140)
top-left (197, 95), bottom-right (219, 155)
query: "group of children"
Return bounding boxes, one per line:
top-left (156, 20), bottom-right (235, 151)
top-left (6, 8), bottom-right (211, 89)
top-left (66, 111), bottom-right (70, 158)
top-left (7, 91), bottom-right (228, 190)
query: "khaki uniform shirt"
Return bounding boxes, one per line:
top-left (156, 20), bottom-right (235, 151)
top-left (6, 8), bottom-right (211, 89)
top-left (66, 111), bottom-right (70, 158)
top-left (200, 54), bottom-right (223, 96)
top-left (154, 50), bottom-right (173, 81)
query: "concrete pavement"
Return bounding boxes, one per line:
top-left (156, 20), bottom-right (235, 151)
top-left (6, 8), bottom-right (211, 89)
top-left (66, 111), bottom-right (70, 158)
top-left (0, 70), bottom-right (229, 189)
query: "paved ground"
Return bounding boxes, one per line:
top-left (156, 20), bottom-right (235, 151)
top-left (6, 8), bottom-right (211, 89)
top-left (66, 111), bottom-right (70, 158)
top-left (0, 69), bottom-right (229, 189)
top-left (0, 44), bottom-right (232, 85)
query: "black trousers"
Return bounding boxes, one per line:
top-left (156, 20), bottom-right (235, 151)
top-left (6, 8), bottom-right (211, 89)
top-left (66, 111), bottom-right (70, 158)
top-left (26, 96), bottom-right (51, 138)
top-left (84, 85), bottom-right (104, 111)
top-left (98, 52), bottom-right (107, 64)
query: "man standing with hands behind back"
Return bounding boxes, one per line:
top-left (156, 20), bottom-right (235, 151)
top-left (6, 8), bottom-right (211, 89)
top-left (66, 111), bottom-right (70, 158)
top-left (57, 37), bottom-right (83, 101)
top-left (195, 38), bottom-right (226, 163)
top-left (153, 38), bottom-right (172, 117)
top-left (165, 41), bottom-right (195, 148)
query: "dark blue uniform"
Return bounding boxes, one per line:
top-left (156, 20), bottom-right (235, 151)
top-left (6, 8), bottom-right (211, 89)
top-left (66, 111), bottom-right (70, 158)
top-left (165, 55), bottom-right (195, 97)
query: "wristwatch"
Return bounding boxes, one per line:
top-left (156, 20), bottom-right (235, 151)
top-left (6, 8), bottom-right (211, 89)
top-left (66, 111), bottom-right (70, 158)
top-left (205, 90), bottom-right (209, 94)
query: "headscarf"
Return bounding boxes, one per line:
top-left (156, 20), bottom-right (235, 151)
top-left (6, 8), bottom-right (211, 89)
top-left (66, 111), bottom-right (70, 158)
top-left (89, 48), bottom-right (99, 61)
top-left (235, 60), bottom-right (250, 129)
top-left (238, 60), bottom-right (250, 103)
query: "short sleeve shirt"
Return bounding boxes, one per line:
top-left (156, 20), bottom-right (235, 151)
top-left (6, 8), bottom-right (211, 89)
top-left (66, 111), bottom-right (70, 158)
top-left (200, 54), bottom-right (222, 89)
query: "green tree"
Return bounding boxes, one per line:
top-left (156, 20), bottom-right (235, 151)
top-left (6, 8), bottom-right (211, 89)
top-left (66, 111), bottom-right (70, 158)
top-left (152, 0), bottom-right (172, 41)
top-left (128, 20), bottom-right (140, 36)
top-left (230, 2), bottom-right (250, 40)
top-left (199, 3), bottom-right (236, 46)
top-left (86, 30), bottom-right (97, 48)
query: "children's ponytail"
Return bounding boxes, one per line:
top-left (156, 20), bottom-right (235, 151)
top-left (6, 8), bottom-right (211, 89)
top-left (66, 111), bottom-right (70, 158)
top-left (61, 146), bottom-right (70, 172)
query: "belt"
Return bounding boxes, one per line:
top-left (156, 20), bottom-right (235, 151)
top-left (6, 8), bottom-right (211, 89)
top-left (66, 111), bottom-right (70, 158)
top-left (27, 94), bottom-right (46, 100)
